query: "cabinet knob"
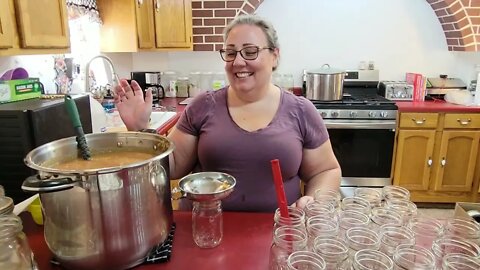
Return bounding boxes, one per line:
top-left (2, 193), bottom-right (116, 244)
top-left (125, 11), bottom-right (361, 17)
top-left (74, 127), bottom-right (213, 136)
top-left (427, 158), bottom-right (432, 167)
top-left (155, 0), bottom-right (160, 12)
top-left (411, 118), bottom-right (426, 125)
top-left (456, 118), bottom-right (471, 125)
top-left (137, 0), bottom-right (143, 5)
top-left (441, 158), bottom-right (446, 167)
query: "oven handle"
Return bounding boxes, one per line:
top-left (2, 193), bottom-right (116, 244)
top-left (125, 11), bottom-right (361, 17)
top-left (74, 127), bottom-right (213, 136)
top-left (324, 120), bottom-right (397, 129)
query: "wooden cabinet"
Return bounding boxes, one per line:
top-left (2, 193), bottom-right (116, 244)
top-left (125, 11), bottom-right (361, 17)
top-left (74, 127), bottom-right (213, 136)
top-left (0, 0), bottom-right (70, 56)
top-left (393, 112), bottom-right (480, 203)
top-left (98, 0), bottom-right (192, 52)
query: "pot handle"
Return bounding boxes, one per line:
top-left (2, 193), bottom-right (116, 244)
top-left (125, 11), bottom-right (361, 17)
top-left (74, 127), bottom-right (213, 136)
top-left (171, 186), bottom-right (186, 200)
top-left (22, 175), bottom-right (77, 193)
top-left (321, 64), bottom-right (331, 69)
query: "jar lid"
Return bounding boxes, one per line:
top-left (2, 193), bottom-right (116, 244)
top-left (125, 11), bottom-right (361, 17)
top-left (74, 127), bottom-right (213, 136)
top-left (307, 64), bottom-right (345, 75)
top-left (0, 196), bottom-right (14, 216)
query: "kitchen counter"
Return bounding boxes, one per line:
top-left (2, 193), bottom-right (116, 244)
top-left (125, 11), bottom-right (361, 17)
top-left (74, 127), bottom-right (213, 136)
top-left (22, 211), bottom-right (274, 270)
top-left (396, 100), bottom-right (480, 112)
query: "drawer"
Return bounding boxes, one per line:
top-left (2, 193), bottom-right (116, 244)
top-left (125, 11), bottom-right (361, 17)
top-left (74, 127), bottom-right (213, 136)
top-left (399, 113), bottom-right (439, 129)
top-left (444, 113), bottom-right (480, 129)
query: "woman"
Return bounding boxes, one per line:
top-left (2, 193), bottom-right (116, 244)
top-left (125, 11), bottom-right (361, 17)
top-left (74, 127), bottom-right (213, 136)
top-left (114, 14), bottom-right (341, 212)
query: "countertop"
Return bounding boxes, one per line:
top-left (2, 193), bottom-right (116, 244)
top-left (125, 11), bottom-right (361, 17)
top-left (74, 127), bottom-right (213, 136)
top-left (23, 211), bottom-right (274, 270)
top-left (395, 100), bottom-right (480, 113)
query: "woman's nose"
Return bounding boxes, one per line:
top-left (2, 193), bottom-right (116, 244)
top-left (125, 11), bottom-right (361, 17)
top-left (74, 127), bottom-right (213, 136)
top-left (231, 53), bottom-right (246, 66)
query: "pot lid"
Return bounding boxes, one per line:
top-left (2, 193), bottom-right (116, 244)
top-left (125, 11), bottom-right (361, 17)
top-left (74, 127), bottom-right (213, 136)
top-left (306, 64), bottom-right (346, 75)
top-left (0, 196), bottom-right (14, 215)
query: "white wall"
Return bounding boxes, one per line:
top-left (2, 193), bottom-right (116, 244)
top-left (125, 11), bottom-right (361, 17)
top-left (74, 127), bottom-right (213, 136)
top-left (2, 0), bottom-right (480, 90)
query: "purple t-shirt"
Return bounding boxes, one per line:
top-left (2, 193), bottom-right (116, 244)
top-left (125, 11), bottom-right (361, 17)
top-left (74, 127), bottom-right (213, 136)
top-left (176, 87), bottom-right (329, 212)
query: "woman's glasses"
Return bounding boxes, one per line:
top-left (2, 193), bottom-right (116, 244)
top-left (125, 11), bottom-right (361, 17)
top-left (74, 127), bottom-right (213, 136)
top-left (219, 46), bottom-right (273, 62)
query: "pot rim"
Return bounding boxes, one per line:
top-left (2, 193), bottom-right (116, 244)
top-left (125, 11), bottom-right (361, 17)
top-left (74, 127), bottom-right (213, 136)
top-left (306, 64), bottom-right (345, 75)
top-left (24, 131), bottom-right (174, 175)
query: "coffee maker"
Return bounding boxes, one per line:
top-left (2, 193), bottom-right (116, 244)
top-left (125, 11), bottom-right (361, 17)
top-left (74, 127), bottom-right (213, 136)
top-left (130, 71), bottom-right (164, 103)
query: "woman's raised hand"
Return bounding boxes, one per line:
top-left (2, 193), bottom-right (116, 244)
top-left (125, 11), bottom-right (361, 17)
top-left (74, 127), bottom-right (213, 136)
top-left (113, 79), bottom-right (153, 131)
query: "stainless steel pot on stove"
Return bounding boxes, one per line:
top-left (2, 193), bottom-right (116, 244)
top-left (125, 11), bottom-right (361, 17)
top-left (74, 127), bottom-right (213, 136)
top-left (306, 64), bottom-right (346, 101)
top-left (21, 132), bottom-right (174, 270)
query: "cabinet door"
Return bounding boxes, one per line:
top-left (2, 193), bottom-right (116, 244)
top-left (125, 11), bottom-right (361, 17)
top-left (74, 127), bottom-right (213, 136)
top-left (434, 131), bottom-right (480, 192)
top-left (154, 0), bottom-right (192, 48)
top-left (15, 0), bottom-right (69, 48)
top-left (393, 130), bottom-right (436, 191)
top-left (135, 0), bottom-right (155, 49)
top-left (0, 0), bottom-right (14, 48)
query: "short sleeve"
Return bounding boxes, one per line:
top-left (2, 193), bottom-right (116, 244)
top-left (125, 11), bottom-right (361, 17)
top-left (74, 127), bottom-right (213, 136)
top-left (298, 97), bottom-right (329, 149)
top-left (176, 90), bottom-right (217, 136)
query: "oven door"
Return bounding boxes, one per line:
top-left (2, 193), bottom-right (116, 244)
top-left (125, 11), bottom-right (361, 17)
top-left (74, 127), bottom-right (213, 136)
top-left (324, 120), bottom-right (396, 197)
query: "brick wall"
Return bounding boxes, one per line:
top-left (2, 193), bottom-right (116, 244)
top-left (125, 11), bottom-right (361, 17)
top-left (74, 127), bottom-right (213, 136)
top-left (192, 0), bottom-right (480, 52)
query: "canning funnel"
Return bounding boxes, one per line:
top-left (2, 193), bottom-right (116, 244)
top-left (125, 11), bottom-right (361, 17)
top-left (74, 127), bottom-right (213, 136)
top-left (65, 95), bottom-right (91, 160)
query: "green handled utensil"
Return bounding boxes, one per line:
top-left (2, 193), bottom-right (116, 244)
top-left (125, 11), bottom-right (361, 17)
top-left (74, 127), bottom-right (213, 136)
top-left (65, 95), bottom-right (91, 160)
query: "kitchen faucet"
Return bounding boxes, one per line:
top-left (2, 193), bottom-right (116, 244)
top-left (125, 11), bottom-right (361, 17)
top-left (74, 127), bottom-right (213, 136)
top-left (85, 54), bottom-right (120, 98)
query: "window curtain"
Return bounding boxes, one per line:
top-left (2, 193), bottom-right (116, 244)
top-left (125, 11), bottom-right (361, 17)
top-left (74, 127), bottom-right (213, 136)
top-left (66, 0), bottom-right (102, 23)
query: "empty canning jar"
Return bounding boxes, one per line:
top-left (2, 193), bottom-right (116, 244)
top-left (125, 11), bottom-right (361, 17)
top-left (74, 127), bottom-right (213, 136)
top-left (0, 215), bottom-right (38, 270)
top-left (304, 201), bottom-right (336, 219)
top-left (393, 244), bottom-right (435, 270)
top-left (431, 236), bottom-right (480, 269)
top-left (354, 188), bottom-right (382, 208)
top-left (379, 225), bottom-right (415, 257)
top-left (287, 250), bottom-right (325, 270)
top-left (0, 196), bottom-right (14, 216)
top-left (338, 210), bottom-right (370, 240)
top-left (370, 207), bottom-right (402, 232)
top-left (442, 253), bottom-right (480, 270)
top-left (341, 196), bottom-right (371, 216)
top-left (442, 218), bottom-right (480, 244)
top-left (274, 206), bottom-right (306, 232)
top-left (352, 249), bottom-right (393, 270)
top-left (306, 216), bottom-right (339, 250)
top-left (313, 237), bottom-right (349, 270)
top-left (192, 200), bottom-right (223, 248)
top-left (314, 189), bottom-right (341, 210)
top-left (407, 217), bottom-right (443, 250)
top-left (345, 227), bottom-right (381, 263)
top-left (269, 226), bottom-right (308, 270)
top-left (382, 185), bottom-right (410, 203)
top-left (384, 199), bottom-right (417, 224)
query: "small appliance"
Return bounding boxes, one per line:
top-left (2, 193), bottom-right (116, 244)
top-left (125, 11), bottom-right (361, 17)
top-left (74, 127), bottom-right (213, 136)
top-left (426, 75), bottom-right (467, 97)
top-left (131, 71), bottom-right (165, 103)
top-left (378, 81), bottom-right (414, 101)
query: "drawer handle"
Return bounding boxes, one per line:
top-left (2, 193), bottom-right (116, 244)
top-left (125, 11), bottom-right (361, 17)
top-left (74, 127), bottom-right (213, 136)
top-left (427, 158), bottom-right (432, 167)
top-left (155, 0), bottom-right (160, 12)
top-left (457, 118), bottom-right (471, 125)
top-left (441, 158), bottom-right (446, 167)
top-left (411, 118), bottom-right (426, 125)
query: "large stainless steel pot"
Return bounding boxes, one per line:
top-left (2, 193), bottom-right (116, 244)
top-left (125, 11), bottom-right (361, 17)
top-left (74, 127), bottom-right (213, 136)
top-left (306, 64), bottom-right (346, 101)
top-left (21, 132), bottom-right (174, 270)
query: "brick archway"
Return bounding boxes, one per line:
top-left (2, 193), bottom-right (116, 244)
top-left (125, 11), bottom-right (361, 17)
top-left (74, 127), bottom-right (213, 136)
top-left (192, 0), bottom-right (480, 52)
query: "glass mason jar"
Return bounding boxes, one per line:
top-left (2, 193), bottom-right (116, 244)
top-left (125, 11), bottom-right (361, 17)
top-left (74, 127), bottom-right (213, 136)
top-left (304, 201), bottom-right (336, 219)
top-left (0, 196), bottom-right (14, 216)
top-left (314, 189), bottom-right (341, 210)
top-left (392, 244), bottom-right (435, 270)
top-left (431, 236), bottom-right (480, 269)
top-left (0, 214), bottom-right (37, 270)
top-left (383, 199), bottom-right (417, 225)
top-left (352, 249), bottom-right (393, 270)
top-left (274, 206), bottom-right (306, 232)
top-left (382, 185), bottom-right (410, 203)
top-left (287, 250), bottom-right (325, 270)
top-left (313, 237), bottom-right (349, 270)
top-left (306, 216), bottom-right (339, 250)
top-left (338, 210), bottom-right (370, 240)
top-left (379, 225), bottom-right (415, 257)
top-left (442, 218), bottom-right (480, 245)
top-left (370, 207), bottom-right (402, 232)
top-left (192, 200), bottom-right (223, 248)
top-left (341, 196), bottom-right (371, 216)
top-left (441, 253), bottom-right (480, 270)
top-left (345, 227), bottom-right (381, 264)
top-left (354, 188), bottom-right (382, 208)
top-left (407, 217), bottom-right (443, 250)
top-left (269, 226), bottom-right (308, 270)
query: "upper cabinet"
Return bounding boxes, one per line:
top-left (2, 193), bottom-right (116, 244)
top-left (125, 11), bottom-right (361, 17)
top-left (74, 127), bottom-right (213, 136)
top-left (99, 0), bottom-right (192, 52)
top-left (0, 0), bottom-right (70, 56)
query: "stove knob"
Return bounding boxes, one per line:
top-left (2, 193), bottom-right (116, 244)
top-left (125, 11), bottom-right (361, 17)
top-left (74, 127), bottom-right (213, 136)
top-left (368, 111), bottom-right (377, 118)
top-left (320, 111), bottom-right (327, 118)
top-left (331, 111), bottom-right (339, 118)
top-left (350, 111), bottom-right (358, 118)
top-left (380, 111), bottom-right (389, 118)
